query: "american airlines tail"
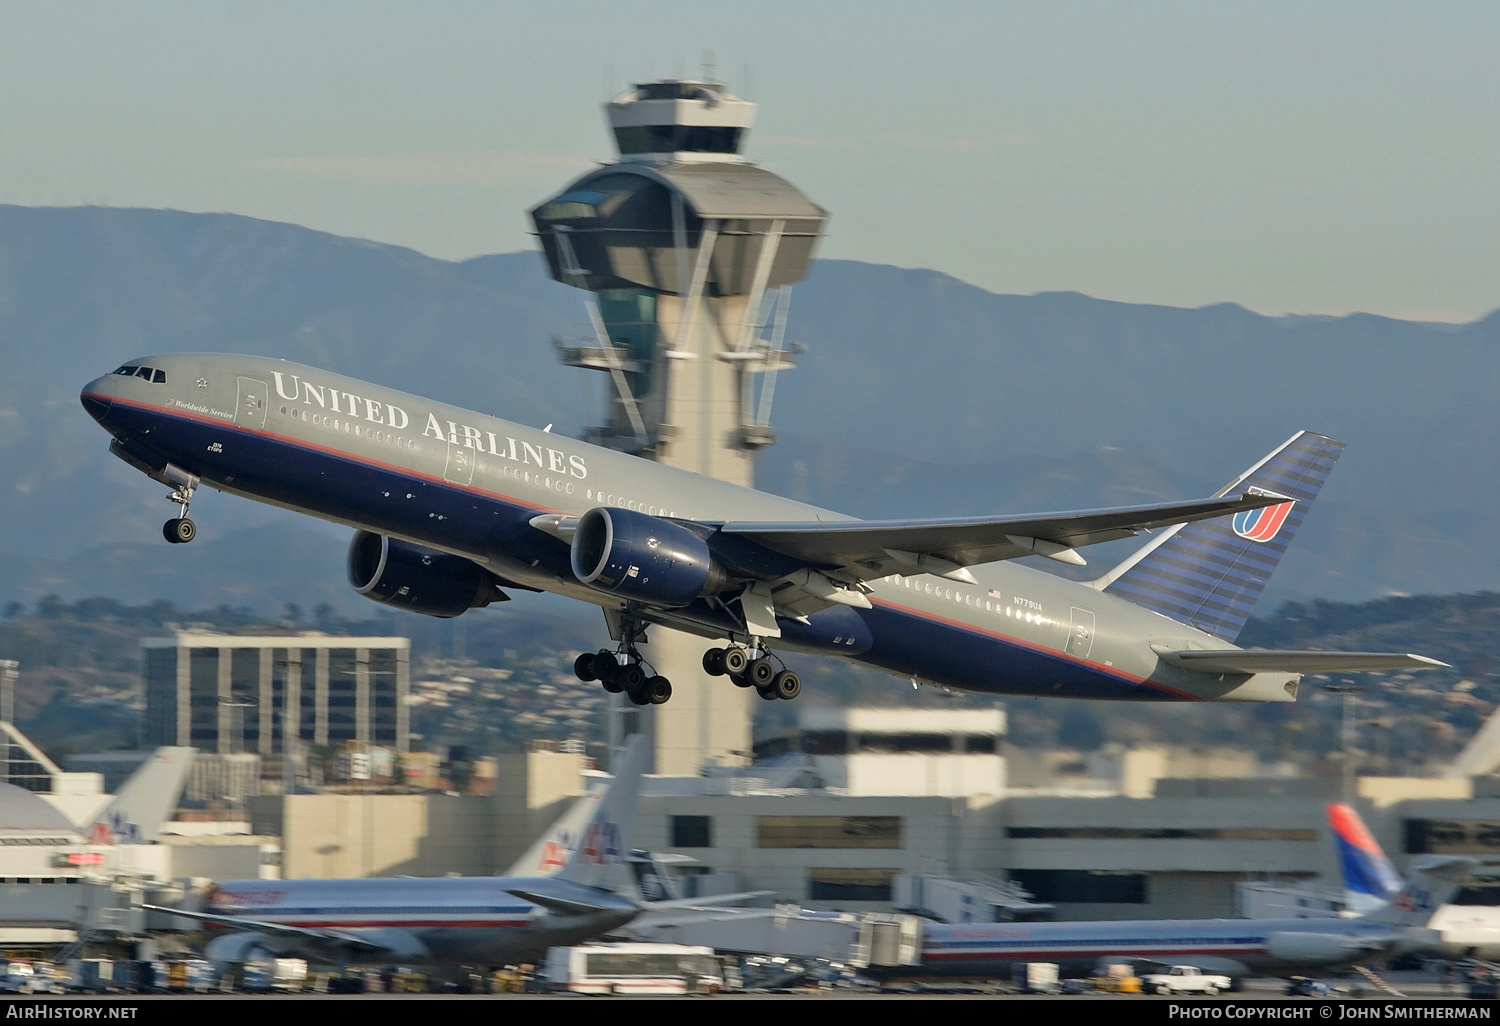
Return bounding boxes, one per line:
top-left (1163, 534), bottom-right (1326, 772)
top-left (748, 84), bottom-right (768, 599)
top-left (506, 735), bottom-right (648, 892)
top-left (1094, 431), bottom-right (1343, 642)
top-left (1328, 802), bottom-right (1405, 915)
top-left (1362, 855), bottom-right (1475, 928)
top-left (85, 746), bottom-right (195, 845)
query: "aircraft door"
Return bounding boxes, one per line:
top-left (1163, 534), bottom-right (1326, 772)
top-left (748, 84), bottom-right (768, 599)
top-left (1066, 607), bottom-right (1096, 660)
top-left (443, 441), bottom-right (475, 486)
top-left (234, 377), bottom-right (269, 430)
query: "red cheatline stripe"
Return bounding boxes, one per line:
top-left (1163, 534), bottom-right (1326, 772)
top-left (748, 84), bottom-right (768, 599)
top-left (926, 946), bottom-right (1264, 961)
top-left (92, 392), bottom-right (563, 515)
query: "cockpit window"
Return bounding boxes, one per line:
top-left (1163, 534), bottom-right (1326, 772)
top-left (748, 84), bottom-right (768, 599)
top-left (111, 364), bottom-right (165, 383)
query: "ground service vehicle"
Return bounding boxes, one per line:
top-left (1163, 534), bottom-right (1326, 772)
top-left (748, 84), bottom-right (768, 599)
top-left (544, 943), bottom-right (723, 995)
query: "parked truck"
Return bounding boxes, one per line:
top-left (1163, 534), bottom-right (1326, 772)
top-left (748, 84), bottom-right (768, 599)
top-left (1139, 965), bottom-right (1231, 996)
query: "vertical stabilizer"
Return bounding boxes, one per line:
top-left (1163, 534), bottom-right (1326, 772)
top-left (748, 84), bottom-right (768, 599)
top-left (86, 747), bottom-right (195, 844)
top-left (1327, 803), bottom-right (1404, 914)
top-left (1096, 431), bottom-right (1342, 641)
top-left (504, 779), bottom-right (609, 878)
top-left (540, 735), bottom-right (648, 892)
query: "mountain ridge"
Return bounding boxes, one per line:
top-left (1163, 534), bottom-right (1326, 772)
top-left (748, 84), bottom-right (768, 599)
top-left (2, 204), bottom-right (1493, 612)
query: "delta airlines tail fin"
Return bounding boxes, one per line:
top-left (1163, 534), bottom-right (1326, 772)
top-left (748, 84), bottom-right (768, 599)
top-left (86, 746), bottom-right (195, 844)
top-left (507, 735), bottom-right (648, 891)
top-left (1327, 802), bottom-right (1405, 914)
top-left (1095, 431), bottom-right (1343, 642)
top-left (1326, 803), bottom-right (1476, 927)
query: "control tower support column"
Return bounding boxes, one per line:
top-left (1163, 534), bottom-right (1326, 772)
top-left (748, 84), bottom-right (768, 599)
top-left (532, 80), bottom-right (826, 774)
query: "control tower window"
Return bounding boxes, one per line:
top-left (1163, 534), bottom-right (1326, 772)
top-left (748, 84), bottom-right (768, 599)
top-left (535, 190), bottom-right (608, 221)
top-left (613, 125), bottom-right (743, 155)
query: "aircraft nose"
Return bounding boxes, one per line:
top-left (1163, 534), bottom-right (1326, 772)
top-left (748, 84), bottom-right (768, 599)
top-left (80, 379), bottom-right (114, 425)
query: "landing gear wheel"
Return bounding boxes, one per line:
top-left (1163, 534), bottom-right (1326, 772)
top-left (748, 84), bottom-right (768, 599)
top-left (626, 686), bottom-right (652, 706)
top-left (702, 648), bottom-right (727, 676)
top-left (573, 653), bottom-right (598, 682)
top-left (748, 657), bottom-right (776, 688)
top-left (617, 663), bottom-right (646, 692)
top-left (600, 671), bottom-right (623, 694)
top-left (729, 673), bottom-right (752, 688)
top-left (645, 676), bottom-right (672, 705)
top-left (755, 684), bottom-right (779, 701)
top-left (771, 669), bottom-right (801, 701)
top-left (163, 518), bottom-right (196, 544)
top-left (588, 651), bottom-right (618, 680)
top-left (721, 647), bottom-right (749, 676)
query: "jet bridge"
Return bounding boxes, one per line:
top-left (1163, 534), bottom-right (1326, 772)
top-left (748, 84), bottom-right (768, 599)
top-left (620, 904), bottom-right (924, 969)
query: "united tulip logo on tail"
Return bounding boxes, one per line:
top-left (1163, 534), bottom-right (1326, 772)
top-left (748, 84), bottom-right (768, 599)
top-left (1232, 488), bottom-right (1296, 543)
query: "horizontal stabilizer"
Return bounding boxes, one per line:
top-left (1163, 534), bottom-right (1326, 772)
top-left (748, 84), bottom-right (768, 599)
top-left (1154, 648), bottom-right (1449, 675)
top-left (506, 888), bottom-right (627, 917)
top-left (642, 890), bottom-right (775, 911)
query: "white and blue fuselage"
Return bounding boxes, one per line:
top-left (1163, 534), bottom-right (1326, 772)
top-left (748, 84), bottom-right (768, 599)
top-left (82, 353), bottom-right (1301, 703)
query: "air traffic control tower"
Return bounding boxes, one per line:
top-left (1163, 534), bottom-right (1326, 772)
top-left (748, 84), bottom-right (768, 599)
top-left (531, 80), bottom-right (827, 773)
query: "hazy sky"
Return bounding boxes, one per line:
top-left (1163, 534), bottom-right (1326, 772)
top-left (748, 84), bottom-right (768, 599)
top-left (2, 2), bottom-right (1495, 321)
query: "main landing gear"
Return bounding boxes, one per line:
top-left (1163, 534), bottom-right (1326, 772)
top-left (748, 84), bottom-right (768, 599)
top-left (573, 649), bottom-right (672, 706)
top-left (702, 645), bottom-right (801, 701)
top-left (162, 472), bottom-right (197, 544)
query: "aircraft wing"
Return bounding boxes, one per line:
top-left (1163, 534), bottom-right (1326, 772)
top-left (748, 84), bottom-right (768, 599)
top-left (719, 492), bottom-right (1282, 579)
top-left (1153, 650), bottom-right (1450, 674)
top-left (134, 903), bottom-right (390, 951)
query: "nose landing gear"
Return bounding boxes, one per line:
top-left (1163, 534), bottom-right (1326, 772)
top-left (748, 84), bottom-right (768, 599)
top-left (161, 466), bottom-right (200, 544)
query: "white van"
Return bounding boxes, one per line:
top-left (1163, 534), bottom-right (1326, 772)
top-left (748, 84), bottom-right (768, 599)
top-left (544, 943), bottom-right (723, 995)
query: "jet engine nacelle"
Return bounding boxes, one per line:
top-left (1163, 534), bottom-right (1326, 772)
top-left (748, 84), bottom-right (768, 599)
top-left (203, 932), bottom-right (279, 962)
top-left (347, 531), bottom-right (503, 618)
top-left (1264, 930), bottom-right (1370, 965)
top-left (570, 507), bottom-right (726, 608)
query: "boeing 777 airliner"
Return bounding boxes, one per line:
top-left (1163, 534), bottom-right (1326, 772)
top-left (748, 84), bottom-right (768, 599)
top-left (81, 354), bottom-right (1442, 707)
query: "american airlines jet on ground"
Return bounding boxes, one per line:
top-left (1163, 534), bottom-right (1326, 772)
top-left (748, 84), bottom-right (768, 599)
top-left (81, 354), bottom-right (1442, 707)
top-left (900, 855), bottom-right (1470, 983)
top-left (140, 737), bottom-right (649, 967)
top-left (895, 810), bottom-right (1473, 984)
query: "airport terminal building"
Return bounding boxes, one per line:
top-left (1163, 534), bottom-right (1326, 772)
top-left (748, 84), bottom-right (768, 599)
top-left (141, 631), bottom-right (410, 755)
